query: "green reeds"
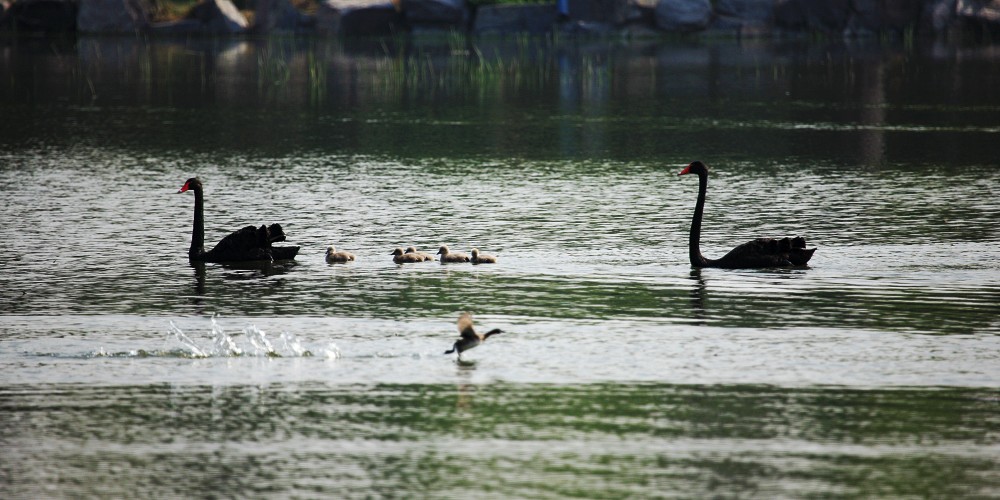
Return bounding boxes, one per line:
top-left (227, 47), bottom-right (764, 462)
top-left (365, 33), bottom-right (561, 101)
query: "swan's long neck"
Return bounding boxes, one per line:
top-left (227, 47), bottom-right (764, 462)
top-left (689, 172), bottom-right (710, 267)
top-left (190, 185), bottom-right (205, 258)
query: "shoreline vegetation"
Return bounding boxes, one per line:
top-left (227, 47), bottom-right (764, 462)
top-left (0, 0), bottom-right (998, 42)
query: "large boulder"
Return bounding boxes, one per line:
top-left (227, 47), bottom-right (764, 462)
top-left (654, 0), bottom-right (711, 32)
top-left (401, 0), bottom-right (467, 26)
top-left (921, 0), bottom-right (957, 34)
top-left (149, 0), bottom-right (247, 35)
top-left (773, 0), bottom-right (851, 33)
top-left (715, 0), bottom-right (772, 22)
top-left (0, 0), bottom-right (77, 32)
top-left (567, 0), bottom-right (634, 24)
top-left (316, 0), bottom-right (401, 36)
top-left (845, 0), bottom-right (881, 35)
top-left (77, 0), bottom-right (150, 34)
top-left (956, 0), bottom-right (1000, 29)
top-left (472, 4), bottom-right (557, 35)
top-left (709, 0), bottom-right (773, 35)
top-left (253, 0), bottom-right (314, 34)
top-left (845, 0), bottom-right (923, 36)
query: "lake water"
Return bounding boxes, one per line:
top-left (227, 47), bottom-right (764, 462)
top-left (1, 35), bottom-right (999, 497)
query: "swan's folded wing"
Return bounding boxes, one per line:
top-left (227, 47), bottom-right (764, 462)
top-left (718, 238), bottom-right (815, 268)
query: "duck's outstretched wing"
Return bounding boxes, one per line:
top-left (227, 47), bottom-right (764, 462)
top-left (457, 313), bottom-right (478, 340)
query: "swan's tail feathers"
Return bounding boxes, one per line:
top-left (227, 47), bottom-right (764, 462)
top-left (789, 247), bottom-right (816, 266)
top-left (271, 246), bottom-right (300, 261)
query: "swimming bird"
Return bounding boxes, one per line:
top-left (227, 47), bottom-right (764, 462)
top-left (444, 313), bottom-right (503, 355)
top-left (405, 246), bottom-right (436, 261)
top-left (177, 177), bottom-right (299, 263)
top-left (678, 161), bottom-right (816, 268)
top-left (437, 245), bottom-right (471, 263)
top-left (325, 245), bottom-right (355, 263)
top-left (391, 247), bottom-right (427, 263)
top-left (470, 248), bottom-right (497, 264)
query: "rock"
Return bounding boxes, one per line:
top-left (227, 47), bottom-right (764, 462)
top-left (654, 0), bottom-right (711, 32)
top-left (558, 19), bottom-right (615, 35)
top-left (401, 0), bottom-right (467, 26)
top-left (77, 0), bottom-right (150, 34)
top-left (708, 0), bottom-right (773, 36)
top-left (773, 0), bottom-right (851, 33)
top-left (567, 0), bottom-right (633, 24)
top-left (715, 0), bottom-right (772, 22)
top-left (253, 0), bottom-right (314, 34)
top-left (956, 0), bottom-right (1000, 27)
top-left (472, 4), bottom-right (557, 35)
top-left (149, 19), bottom-right (204, 35)
top-left (845, 0), bottom-right (881, 35)
top-left (186, 0), bottom-right (248, 34)
top-left (316, 0), bottom-right (401, 36)
top-left (881, 0), bottom-right (923, 29)
top-left (0, 0), bottom-right (77, 32)
top-left (921, 0), bottom-right (957, 34)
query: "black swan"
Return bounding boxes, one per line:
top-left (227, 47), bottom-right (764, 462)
top-left (678, 161), bottom-right (815, 268)
top-left (178, 178), bottom-right (300, 263)
top-left (444, 313), bottom-right (503, 355)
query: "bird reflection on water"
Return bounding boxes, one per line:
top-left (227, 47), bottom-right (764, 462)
top-left (688, 268), bottom-right (707, 325)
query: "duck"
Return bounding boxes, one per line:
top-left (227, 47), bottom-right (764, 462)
top-left (391, 247), bottom-right (427, 264)
top-left (470, 248), bottom-right (497, 264)
top-left (437, 245), bottom-right (471, 263)
top-left (325, 245), bottom-right (356, 263)
top-left (405, 246), bottom-right (436, 261)
top-left (444, 313), bottom-right (503, 355)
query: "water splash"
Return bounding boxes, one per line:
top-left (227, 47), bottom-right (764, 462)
top-left (167, 317), bottom-right (333, 359)
top-left (168, 320), bottom-right (209, 358)
top-left (278, 331), bottom-right (307, 357)
top-left (321, 342), bottom-right (342, 360)
top-left (211, 316), bottom-right (243, 356)
top-left (245, 324), bottom-right (276, 356)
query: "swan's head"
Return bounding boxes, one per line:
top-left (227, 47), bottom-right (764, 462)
top-left (405, 246), bottom-right (418, 254)
top-left (178, 177), bottom-right (202, 193)
top-left (437, 245), bottom-right (450, 255)
top-left (471, 248), bottom-right (480, 258)
top-left (678, 161), bottom-right (708, 177)
top-left (390, 248), bottom-right (405, 256)
top-left (326, 245), bottom-right (336, 256)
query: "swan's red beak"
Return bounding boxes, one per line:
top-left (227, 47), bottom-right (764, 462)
top-left (178, 181), bottom-right (190, 193)
top-left (678, 165), bottom-right (692, 176)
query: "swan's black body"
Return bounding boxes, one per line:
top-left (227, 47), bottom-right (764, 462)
top-left (679, 161), bottom-right (815, 268)
top-left (179, 178), bottom-right (299, 263)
